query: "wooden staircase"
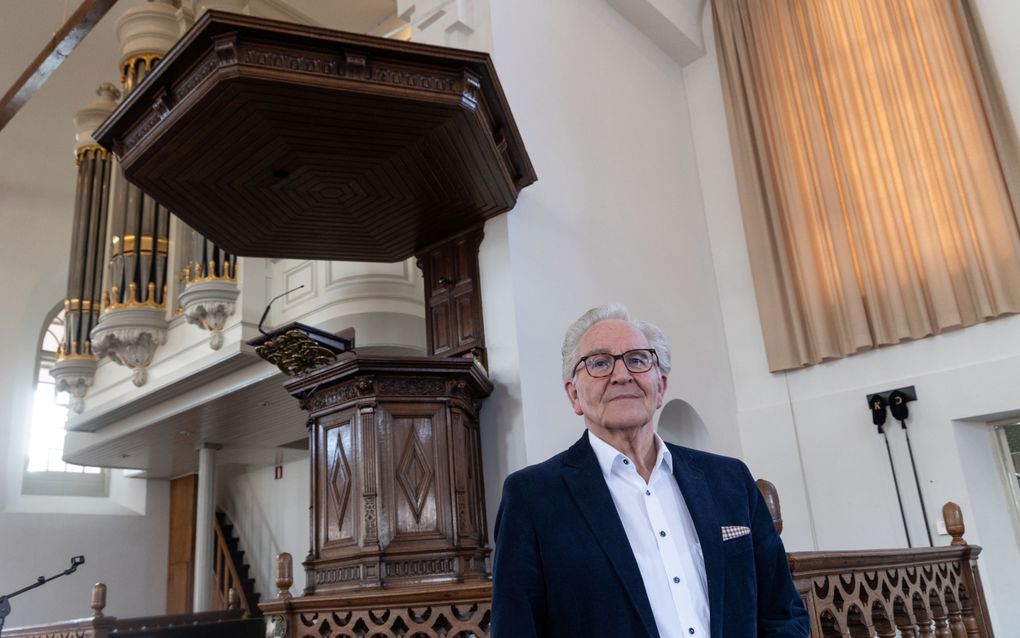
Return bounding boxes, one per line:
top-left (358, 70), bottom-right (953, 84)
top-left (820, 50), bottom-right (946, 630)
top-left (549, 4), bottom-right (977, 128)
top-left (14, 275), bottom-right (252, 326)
top-left (213, 510), bottom-right (261, 618)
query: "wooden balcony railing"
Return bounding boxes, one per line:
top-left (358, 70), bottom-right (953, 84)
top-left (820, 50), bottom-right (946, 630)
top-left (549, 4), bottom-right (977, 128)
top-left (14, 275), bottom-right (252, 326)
top-left (2, 583), bottom-right (247, 638)
top-left (757, 479), bottom-right (995, 637)
top-left (260, 553), bottom-right (491, 637)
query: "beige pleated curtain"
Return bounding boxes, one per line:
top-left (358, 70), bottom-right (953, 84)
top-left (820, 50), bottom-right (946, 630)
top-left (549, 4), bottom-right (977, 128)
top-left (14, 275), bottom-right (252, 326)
top-left (713, 0), bottom-right (1020, 372)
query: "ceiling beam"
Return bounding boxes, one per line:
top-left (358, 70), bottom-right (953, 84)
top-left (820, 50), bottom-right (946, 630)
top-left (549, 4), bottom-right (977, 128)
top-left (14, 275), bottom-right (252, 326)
top-left (0, 0), bottom-right (119, 132)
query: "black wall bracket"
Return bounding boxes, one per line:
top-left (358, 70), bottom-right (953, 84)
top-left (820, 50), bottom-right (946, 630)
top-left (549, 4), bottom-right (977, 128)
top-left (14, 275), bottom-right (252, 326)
top-left (866, 385), bottom-right (918, 407)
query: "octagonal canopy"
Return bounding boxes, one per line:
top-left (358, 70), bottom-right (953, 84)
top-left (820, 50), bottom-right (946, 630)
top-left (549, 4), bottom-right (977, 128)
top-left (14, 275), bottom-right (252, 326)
top-left (93, 11), bottom-right (536, 262)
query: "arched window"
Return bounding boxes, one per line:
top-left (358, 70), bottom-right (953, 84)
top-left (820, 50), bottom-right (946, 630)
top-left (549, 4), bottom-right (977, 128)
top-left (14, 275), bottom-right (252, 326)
top-left (23, 302), bottom-right (106, 496)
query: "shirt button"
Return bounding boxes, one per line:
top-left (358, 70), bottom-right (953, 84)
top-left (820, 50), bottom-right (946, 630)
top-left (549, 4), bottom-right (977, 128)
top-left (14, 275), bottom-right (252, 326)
top-left (689, 629), bottom-right (695, 635)
top-left (645, 490), bottom-right (651, 496)
top-left (622, 459), bottom-right (630, 465)
top-left (673, 576), bottom-right (681, 584)
top-left (659, 531), bottom-right (667, 537)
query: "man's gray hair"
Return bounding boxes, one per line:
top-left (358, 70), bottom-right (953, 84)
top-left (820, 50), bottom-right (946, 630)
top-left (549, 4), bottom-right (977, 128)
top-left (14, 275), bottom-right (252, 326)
top-left (561, 303), bottom-right (672, 381)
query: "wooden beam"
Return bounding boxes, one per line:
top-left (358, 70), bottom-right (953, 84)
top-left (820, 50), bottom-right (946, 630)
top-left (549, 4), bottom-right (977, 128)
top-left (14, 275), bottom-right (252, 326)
top-left (0, 0), bottom-right (119, 132)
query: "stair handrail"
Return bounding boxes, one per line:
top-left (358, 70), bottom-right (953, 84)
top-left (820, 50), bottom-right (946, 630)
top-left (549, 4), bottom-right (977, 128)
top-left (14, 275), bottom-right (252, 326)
top-left (212, 514), bottom-right (254, 618)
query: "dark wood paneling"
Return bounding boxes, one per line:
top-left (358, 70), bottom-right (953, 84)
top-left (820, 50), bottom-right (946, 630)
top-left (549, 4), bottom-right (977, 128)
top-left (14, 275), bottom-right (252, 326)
top-left (418, 227), bottom-right (485, 361)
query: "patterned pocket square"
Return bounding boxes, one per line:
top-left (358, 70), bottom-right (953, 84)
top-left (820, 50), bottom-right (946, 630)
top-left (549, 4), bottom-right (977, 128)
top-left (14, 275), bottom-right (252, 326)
top-left (721, 525), bottom-right (751, 541)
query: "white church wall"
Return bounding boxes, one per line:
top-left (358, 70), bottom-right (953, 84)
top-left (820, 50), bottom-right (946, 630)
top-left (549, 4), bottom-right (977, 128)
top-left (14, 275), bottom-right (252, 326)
top-left (0, 480), bottom-right (169, 627)
top-left (685, 0), bottom-right (1020, 630)
top-left (482, 0), bottom-right (740, 496)
top-left (0, 148), bottom-right (169, 624)
top-left (218, 458), bottom-right (311, 599)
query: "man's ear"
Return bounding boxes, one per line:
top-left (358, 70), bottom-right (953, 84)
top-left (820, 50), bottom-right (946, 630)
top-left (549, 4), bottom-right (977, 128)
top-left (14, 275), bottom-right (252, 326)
top-left (656, 374), bottom-right (668, 409)
top-left (564, 380), bottom-right (584, 416)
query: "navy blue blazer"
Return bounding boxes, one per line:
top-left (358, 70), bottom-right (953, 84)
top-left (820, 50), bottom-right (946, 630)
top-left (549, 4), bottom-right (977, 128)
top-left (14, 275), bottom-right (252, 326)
top-left (491, 431), bottom-right (808, 637)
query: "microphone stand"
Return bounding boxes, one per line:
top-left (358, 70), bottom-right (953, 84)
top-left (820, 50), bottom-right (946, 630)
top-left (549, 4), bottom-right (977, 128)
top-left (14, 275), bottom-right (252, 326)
top-left (0, 556), bottom-right (85, 636)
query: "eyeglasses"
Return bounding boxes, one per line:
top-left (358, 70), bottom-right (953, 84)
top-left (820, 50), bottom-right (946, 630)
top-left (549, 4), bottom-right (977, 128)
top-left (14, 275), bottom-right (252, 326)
top-left (573, 349), bottom-right (658, 378)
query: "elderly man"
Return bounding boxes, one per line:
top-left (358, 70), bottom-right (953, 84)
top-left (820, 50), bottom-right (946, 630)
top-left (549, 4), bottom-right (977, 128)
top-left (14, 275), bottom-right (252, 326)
top-left (491, 304), bottom-right (808, 637)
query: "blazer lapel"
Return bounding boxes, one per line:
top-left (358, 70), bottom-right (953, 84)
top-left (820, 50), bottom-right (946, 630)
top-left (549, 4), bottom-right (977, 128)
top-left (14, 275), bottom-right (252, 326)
top-left (669, 445), bottom-right (725, 638)
top-left (562, 432), bottom-right (660, 638)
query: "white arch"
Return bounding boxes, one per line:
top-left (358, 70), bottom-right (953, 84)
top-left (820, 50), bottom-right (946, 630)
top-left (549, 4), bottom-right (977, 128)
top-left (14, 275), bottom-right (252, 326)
top-left (658, 398), bottom-right (713, 452)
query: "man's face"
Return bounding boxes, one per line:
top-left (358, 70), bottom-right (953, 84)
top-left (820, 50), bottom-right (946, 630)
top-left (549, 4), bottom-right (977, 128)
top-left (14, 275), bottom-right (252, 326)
top-left (564, 319), bottom-right (667, 437)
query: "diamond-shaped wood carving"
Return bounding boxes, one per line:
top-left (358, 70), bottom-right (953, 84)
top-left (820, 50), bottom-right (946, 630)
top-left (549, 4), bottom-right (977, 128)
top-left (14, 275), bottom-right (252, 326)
top-left (329, 437), bottom-right (352, 530)
top-left (93, 11), bottom-right (536, 262)
top-left (397, 429), bottom-right (433, 521)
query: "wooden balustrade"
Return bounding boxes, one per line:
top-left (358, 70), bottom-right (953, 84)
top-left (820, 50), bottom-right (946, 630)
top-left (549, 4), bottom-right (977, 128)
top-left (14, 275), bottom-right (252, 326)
top-left (2, 583), bottom-right (246, 638)
top-left (261, 554), bottom-right (491, 637)
top-left (756, 480), bottom-right (995, 637)
top-left (212, 512), bottom-right (255, 617)
top-left (6, 483), bottom-right (996, 638)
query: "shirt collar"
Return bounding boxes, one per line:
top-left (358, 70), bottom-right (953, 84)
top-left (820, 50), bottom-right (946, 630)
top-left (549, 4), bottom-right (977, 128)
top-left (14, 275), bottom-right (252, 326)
top-left (588, 430), bottom-right (673, 481)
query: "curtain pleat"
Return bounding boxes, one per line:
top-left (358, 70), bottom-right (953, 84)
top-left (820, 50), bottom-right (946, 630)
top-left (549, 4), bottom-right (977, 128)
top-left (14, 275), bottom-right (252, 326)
top-left (713, 0), bottom-right (1020, 371)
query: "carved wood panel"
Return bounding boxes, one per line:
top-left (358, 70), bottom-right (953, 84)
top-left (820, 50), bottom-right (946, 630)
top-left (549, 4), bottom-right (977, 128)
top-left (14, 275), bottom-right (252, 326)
top-left (318, 409), bottom-right (359, 551)
top-left (418, 228), bottom-right (484, 361)
top-left (291, 355), bottom-right (493, 593)
top-left (380, 403), bottom-right (450, 546)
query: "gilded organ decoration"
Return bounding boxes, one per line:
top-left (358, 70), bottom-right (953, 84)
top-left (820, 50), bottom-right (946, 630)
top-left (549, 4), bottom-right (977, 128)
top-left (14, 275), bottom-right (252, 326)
top-left (90, 1), bottom-right (178, 385)
top-left (177, 220), bottom-right (239, 351)
top-left (51, 85), bottom-right (120, 412)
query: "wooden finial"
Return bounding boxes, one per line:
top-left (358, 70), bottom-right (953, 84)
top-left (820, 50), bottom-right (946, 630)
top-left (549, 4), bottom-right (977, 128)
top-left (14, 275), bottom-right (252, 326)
top-left (227, 588), bottom-right (239, 610)
top-left (943, 501), bottom-right (966, 546)
top-left (276, 552), bottom-right (293, 600)
top-left (91, 582), bottom-right (107, 618)
top-left (756, 479), bottom-right (783, 535)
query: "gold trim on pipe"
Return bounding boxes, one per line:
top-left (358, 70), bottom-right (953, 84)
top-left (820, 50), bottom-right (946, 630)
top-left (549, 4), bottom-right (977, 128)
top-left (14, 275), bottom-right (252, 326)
top-left (75, 145), bottom-right (108, 167)
top-left (185, 260), bottom-right (239, 284)
top-left (110, 234), bottom-right (170, 256)
top-left (120, 52), bottom-right (163, 92)
top-left (102, 284), bottom-right (169, 313)
top-left (65, 299), bottom-right (98, 312)
top-left (56, 340), bottom-right (96, 362)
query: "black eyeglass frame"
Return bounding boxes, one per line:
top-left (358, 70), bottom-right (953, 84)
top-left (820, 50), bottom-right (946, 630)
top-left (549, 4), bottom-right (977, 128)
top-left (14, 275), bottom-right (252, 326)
top-left (572, 348), bottom-right (659, 378)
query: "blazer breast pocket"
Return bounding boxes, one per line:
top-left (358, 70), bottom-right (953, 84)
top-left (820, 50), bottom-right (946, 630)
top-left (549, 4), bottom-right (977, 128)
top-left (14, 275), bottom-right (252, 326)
top-left (721, 531), bottom-right (753, 556)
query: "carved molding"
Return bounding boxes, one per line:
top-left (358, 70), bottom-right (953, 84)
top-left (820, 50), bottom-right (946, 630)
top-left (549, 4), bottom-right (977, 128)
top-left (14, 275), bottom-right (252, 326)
top-left (50, 357), bottom-right (97, 414)
top-left (306, 377), bottom-right (375, 413)
top-left (178, 279), bottom-right (239, 350)
top-left (294, 601), bottom-right (491, 638)
top-left (384, 557), bottom-right (455, 578)
top-left (90, 306), bottom-right (169, 386)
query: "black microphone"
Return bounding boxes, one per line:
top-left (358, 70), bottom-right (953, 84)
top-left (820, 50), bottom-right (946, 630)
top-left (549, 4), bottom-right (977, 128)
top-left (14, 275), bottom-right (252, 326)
top-left (258, 285), bottom-right (304, 335)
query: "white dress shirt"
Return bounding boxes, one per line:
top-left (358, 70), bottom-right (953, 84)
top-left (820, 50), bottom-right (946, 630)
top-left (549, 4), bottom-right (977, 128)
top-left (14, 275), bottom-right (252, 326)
top-left (589, 431), bottom-right (710, 638)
